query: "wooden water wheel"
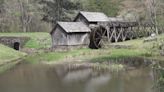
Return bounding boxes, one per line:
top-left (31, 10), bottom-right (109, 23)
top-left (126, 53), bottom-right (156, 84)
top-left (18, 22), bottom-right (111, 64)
top-left (90, 25), bottom-right (108, 49)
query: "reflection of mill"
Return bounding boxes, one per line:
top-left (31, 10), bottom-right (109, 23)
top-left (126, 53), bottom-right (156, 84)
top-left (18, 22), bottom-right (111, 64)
top-left (53, 63), bottom-right (154, 92)
top-left (54, 64), bottom-right (111, 82)
top-left (54, 64), bottom-right (111, 92)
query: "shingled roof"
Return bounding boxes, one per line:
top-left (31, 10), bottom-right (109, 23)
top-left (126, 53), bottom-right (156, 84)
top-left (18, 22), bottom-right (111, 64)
top-left (108, 17), bottom-right (125, 22)
top-left (52, 22), bottom-right (91, 33)
top-left (76, 11), bottom-right (109, 22)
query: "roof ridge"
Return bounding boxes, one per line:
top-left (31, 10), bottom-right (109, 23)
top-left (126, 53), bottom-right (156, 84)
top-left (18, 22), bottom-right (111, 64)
top-left (56, 22), bottom-right (91, 33)
top-left (78, 11), bottom-right (109, 22)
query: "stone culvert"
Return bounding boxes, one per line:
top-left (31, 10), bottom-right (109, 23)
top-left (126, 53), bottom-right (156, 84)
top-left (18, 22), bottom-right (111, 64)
top-left (0, 36), bottom-right (30, 50)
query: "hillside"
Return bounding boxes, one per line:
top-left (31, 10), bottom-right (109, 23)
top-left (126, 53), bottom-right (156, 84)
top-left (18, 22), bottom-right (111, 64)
top-left (0, 44), bottom-right (26, 63)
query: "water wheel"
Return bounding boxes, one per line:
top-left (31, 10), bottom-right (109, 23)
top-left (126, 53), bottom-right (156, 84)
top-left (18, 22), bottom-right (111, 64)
top-left (90, 25), bottom-right (108, 49)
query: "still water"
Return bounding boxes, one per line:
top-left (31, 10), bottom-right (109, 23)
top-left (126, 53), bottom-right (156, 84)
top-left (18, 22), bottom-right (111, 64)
top-left (0, 63), bottom-right (154, 92)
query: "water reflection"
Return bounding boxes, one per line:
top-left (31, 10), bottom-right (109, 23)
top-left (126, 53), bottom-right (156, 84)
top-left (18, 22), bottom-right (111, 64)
top-left (0, 63), bottom-right (154, 92)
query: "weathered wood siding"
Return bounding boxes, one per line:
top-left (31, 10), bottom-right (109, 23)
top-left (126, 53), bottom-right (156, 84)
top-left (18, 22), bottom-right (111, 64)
top-left (52, 26), bottom-right (68, 47)
top-left (52, 26), bottom-right (90, 47)
top-left (67, 33), bottom-right (90, 46)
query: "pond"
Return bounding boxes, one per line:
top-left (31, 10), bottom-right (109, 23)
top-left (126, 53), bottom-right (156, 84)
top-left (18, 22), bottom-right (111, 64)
top-left (0, 63), bottom-right (155, 92)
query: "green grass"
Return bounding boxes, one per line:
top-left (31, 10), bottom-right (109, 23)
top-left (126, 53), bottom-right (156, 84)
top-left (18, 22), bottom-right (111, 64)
top-left (0, 32), bottom-right (51, 48)
top-left (110, 34), bottom-right (164, 61)
top-left (1, 32), bottom-right (163, 64)
top-left (25, 48), bottom-right (149, 64)
top-left (0, 44), bottom-right (26, 64)
top-left (112, 34), bottom-right (164, 48)
top-left (91, 48), bottom-right (148, 62)
top-left (112, 39), bottom-right (143, 48)
top-left (25, 48), bottom-right (93, 63)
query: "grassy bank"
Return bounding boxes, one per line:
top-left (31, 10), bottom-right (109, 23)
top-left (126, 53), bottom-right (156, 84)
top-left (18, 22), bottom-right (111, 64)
top-left (25, 33), bottom-right (164, 63)
top-left (0, 61), bottom-right (19, 74)
top-left (1, 32), bottom-right (163, 64)
top-left (112, 34), bottom-right (164, 49)
top-left (0, 44), bottom-right (26, 74)
top-left (0, 32), bottom-right (51, 49)
top-left (0, 44), bottom-right (26, 63)
top-left (90, 49), bottom-right (149, 62)
top-left (25, 48), bottom-right (148, 64)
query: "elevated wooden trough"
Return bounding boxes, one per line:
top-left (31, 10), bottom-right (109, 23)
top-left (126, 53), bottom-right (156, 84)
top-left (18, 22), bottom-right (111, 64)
top-left (89, 21), bottom-right (156, 49)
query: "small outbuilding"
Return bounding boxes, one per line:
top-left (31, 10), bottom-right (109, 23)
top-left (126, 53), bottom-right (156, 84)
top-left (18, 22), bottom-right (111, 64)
top-left (74, 11), bottom-right (109, 26)
top-left (50, 22), bottom-right (91, 49)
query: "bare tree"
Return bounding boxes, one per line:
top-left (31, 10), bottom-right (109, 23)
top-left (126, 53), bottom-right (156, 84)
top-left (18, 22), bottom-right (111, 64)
top-left (145, 0), bottom-right (159, 35)
top-left (18, 0), bottom-right (32, 32)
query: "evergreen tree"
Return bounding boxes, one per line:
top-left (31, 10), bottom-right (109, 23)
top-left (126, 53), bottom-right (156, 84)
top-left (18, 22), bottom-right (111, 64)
top-left (39, 0), bottom-right (81, 23)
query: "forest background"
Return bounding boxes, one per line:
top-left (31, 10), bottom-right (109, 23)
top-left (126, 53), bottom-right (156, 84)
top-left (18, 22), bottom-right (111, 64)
top-left (0, 0), bottom-right (163, 32)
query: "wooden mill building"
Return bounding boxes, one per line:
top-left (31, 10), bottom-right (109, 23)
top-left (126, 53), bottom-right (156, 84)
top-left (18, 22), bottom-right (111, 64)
top-left (51, 11), bottom-right (156, 49)
top-left (50, 22), bottom-right (91, 49)
top-left (74, 11), bottom-right (109, 26)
